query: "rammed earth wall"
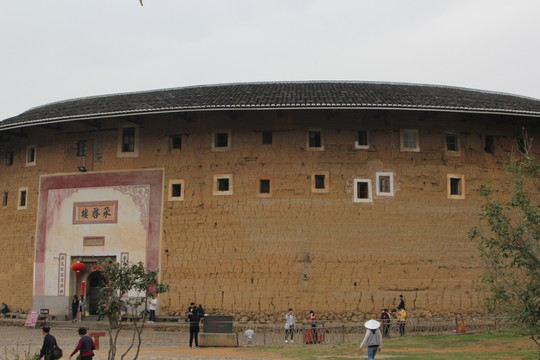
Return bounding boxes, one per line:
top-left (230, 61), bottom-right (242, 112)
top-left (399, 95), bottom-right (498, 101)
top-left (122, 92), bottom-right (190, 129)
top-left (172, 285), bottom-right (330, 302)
top-left (0, 106), bottom-right (536, 319)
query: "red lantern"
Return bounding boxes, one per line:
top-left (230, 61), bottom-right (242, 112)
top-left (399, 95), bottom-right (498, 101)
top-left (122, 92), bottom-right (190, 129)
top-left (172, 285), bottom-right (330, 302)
top-left (71, 262), bottom-right (86, 293)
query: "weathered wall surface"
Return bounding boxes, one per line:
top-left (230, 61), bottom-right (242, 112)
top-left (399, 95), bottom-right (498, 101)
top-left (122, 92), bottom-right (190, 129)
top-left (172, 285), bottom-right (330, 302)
top-left (0, 109), bottom-right (534, 320)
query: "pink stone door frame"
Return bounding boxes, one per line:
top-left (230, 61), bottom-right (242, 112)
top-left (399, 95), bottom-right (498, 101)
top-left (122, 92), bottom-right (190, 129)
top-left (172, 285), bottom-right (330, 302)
top-left (35, 170), bottom-right (163, 297)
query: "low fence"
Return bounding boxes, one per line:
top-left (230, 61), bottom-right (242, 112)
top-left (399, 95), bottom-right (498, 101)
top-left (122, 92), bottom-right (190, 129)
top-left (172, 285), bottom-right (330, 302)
top-left (231, 316), bottom-right (515, 346)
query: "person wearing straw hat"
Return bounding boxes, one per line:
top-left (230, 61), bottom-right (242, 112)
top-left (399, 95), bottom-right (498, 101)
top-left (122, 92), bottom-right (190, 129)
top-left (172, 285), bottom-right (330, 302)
top-left (359, 319), bottom-right (382, 360)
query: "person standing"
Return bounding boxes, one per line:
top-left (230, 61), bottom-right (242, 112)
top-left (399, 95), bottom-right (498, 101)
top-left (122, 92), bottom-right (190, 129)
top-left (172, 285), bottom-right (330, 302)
top-left (187, 302), bottom-right (200, 348)
top-left (79, 295), bottom-right (86, 321)
top-left (359, 319), bottom-right (382, 360)
top-left (71, 295), bottom-right (79, 322)
top-left (148, 294), bottom-right (157, 323)
top-left (397, 294), bottom-right (405, 310)
top-left (69, 327), bottom-right (95, 360)
top-left (284, 308), bottom-right (296, 343)
top-left (39, 326), bottom-right (58, 360)
top-left (397, 308), bottom-right (407, 336)
top-left (380, 309), bottom-right (391, 338)
top-left (309, 310), bottom-right (317, 344)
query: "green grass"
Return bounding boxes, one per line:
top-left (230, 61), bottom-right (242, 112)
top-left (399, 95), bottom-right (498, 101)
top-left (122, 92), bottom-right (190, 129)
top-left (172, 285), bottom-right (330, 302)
top-left (238, 330), bottom-right (538, 360)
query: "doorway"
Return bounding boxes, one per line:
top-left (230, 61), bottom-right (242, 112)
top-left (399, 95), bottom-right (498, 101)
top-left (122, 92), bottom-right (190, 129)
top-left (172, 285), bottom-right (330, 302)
top-left (86, 270), bottom-right (107, 315)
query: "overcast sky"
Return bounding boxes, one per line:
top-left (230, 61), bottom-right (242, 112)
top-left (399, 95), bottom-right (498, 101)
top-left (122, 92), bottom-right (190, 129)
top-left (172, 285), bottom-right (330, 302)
top-left (1, 0), bottom-right (539, 121)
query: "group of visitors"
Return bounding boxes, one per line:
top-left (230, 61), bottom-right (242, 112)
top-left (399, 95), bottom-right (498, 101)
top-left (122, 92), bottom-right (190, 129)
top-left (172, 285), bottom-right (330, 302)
top-left (71, 295), bottom-right (87, 322)
top-left (359, 294), bottom-right (408, 360)
top-left (380, 294), bottom-right (407, 337)
top-left (38, 326), bottom-right (95, 360)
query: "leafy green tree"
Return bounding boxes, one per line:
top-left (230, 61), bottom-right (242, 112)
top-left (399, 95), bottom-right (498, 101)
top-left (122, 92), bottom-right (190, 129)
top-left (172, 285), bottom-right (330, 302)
top-left (97, 260), bottom-right (169, 360)
top-left (469, 138), bottom-right (539, 348)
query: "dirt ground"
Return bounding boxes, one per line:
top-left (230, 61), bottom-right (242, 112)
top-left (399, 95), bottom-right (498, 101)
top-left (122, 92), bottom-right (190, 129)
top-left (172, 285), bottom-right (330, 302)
top-left (0, 326), bottom-right (292, 360)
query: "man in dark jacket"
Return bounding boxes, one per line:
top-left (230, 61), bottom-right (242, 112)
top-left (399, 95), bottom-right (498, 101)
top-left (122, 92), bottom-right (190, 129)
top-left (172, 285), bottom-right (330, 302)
top-left (39, 326), bottom-right (58, 360)
top-left (187, 302), bottom-right (201, 348)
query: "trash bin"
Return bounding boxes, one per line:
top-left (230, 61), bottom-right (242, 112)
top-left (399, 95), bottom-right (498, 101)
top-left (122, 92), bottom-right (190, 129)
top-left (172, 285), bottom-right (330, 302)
top-left (316, 327), bottom-right (325, 343)
top-left (303, 329), bottom-right (315, 344)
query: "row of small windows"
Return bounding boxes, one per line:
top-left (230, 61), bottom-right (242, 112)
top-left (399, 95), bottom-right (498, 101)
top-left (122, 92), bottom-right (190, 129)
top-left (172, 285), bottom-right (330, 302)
top-left (167, 172), bottom-right (465, 202)
top-left (2, 173), bottom-right (465, 211)
top-left (2, 128), bottom-right (516, 167)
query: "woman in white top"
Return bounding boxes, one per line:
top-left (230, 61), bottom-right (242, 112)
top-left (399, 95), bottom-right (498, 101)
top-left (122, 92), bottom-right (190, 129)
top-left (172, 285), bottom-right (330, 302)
top-left (284, 308), bottom-right (296, 343)
top-left (359, 319), bottom-right (382, 360)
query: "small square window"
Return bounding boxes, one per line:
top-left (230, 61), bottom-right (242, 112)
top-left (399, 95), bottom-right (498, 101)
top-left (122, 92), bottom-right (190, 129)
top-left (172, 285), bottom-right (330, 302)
top-left (484, 135), bottom-right (494, 154)
top-left (353, 179), bottom-right (372, 203)
top-left (218, 178), bottom-right (229, 191)
top-left (5, 151), bottom-right (14, 166)
top-left (400, 129), bottom-right (419, 152)
top-left (168, 179), bottom-right (185, 201)
top-left (2, 192), bottom-right (7, 207)
top-left (117, 124), bottom-right (139, 158)
top-left (355, 130), bottom-right (369, 149)
top-left (212, 130), bottom-right (231, 151)
top-left (26, 145), bottom-right (36, 166)
top-left (308, 130), bottom-right (322, 148)
top-left (77, 140), bottom-right (88, 157)
top-left (311, 171), bottom-right (329, 193)
top-left (172, 136), bottom-right (182, 149)
top-left (445, 133), bottom-right (458, 152)
top-left (18, 187), bottom-right (28, 210)
top-left (376, 172), bottom-right (394, 196)
top-left (215, 133), bottom-right (229, 147)
top-left (447, 174), bottom-right (465, 200)
top-left (213, 174), bottom-right (233, 195)
top-left (122, 127), bottom-right (135, 153)
top-left (259, 179), bottom-right (270, 193)
top-left (262, 131), bottom-right (273, 145)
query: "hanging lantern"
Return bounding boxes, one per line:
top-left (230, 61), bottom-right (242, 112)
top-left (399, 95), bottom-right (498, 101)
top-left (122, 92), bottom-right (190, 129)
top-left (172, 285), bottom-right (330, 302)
top-left (71, 261), bottom-right (86, 274)
top-left (71, 261), bottom-right (86, 294)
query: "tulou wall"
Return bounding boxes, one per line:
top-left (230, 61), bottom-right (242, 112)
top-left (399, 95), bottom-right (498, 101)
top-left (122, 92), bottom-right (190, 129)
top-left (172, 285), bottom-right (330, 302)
top-left (0, 108), bottom-right (535, 321)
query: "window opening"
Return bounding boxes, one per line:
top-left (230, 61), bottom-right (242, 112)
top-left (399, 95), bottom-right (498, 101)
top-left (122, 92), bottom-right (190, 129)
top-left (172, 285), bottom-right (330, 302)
top-left (262, 131), bottom-right (272, 145)
top-left (77, 140), bottom-right (88, 157)
top-left (122, 127), bottom-right (135, 153)
top-left (259, 179), bottom-right (270, 194)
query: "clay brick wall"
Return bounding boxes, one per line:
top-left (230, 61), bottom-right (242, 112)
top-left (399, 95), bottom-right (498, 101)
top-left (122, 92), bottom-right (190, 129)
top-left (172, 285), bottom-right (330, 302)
top-left (0, 109), bottom-right (534, 320)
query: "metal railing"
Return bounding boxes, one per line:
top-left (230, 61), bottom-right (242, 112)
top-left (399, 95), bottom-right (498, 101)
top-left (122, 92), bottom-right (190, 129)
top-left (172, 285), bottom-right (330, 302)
top-left (232, 316), bottom-right (515, 346)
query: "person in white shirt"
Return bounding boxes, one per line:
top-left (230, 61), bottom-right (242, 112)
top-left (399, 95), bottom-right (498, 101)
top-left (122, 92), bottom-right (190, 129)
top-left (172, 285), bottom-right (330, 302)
top-left (359, 319), bottom-right (382, 360)
top-left (148, 295), bottom-right (157, 323)
top-left (284, 308), bottom-right (296, 343)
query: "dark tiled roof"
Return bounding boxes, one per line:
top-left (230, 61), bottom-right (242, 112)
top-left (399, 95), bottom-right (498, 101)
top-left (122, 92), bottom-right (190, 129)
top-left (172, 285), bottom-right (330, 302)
top-left (2, 82), bottom-right (540, 130)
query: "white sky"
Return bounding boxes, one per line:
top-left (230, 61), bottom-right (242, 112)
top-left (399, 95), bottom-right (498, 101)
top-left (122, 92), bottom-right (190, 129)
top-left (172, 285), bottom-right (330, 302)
top-left (1, 0), bottom-right (539, 121)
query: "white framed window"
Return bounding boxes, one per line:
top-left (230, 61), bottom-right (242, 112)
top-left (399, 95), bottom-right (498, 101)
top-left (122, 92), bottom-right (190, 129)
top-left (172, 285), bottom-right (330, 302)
top-left (26, 145), bottom-right (37, 166)
top-left (117, 124), bottom-right (139, 158)
top-left (18, 187), bottom-right (28, 210)
top-left (353, 179), bottom-right (372, 203)
top-left (311, 171), bottom-right (329, 193)
top-left (400, 129), bottom-right (419, 152)
top-left (307, 129), bottom-right (324, 151)
top-left (212, 130), bottom-right (231, 151)
top-left (447, 174), bottom-right (465, 200)
top-left (355, 130), bottom-right (369, 150)
top-left (168, 179), bottom-right (185, 201)
top-left (257, 178), bottom-right (272, 198)
top-left (213, 174), bottom-right (233, 195)
top-left (376, 172), bottom-right (394, 197)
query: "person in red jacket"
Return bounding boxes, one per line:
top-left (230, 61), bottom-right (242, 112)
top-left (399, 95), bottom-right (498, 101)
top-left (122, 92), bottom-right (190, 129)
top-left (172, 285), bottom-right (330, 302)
top-left (69, 327), bottom-right (95, 360)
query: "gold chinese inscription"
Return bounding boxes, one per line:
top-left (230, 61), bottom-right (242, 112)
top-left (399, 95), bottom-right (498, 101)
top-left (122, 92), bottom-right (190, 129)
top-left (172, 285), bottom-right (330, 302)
top-left (73, 201), bottom-right (118, 224)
